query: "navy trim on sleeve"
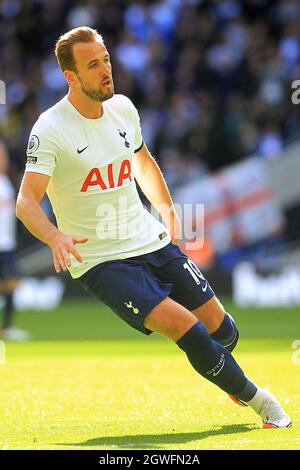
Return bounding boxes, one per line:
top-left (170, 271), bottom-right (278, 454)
top-left (134, 141), bottom-right (144, 153)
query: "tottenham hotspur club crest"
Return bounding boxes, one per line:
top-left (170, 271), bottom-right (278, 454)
top-left (124, 301), bottom-right (139, 314)
top-left (118, 129), bottom-right (130, 148)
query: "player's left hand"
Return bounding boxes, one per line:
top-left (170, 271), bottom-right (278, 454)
top-left (169, 211), bottom-right (181, 246)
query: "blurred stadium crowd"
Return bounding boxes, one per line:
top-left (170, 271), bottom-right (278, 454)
top-left (1, 0), bottom-right (300, 248)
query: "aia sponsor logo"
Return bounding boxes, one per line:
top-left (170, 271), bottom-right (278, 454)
top-left (81, 159), bottom-right (132, 192)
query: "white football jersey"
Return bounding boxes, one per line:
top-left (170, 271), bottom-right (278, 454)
top-left (25, 94), bottom-right (171, 278)
top-left (0, 174), bottom-right (17, 251)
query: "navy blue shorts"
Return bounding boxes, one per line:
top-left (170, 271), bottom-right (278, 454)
top-left (79, 242), bottom-right (215, 335)
top-left (0, 251), bottom-right (20, 280)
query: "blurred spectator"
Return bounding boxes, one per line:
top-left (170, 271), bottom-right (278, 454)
top-left (257, 122), bottom-right (284, 159)
top-left (0, 141), bottom-right (30, 341)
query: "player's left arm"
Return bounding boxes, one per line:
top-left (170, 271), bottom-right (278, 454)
top-left (133, 143), bottom-right (181, 243)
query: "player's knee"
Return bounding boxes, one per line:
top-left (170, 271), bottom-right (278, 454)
top-left (224, 324), bottom-right (239, 352)
top-left (225, 313), bottom-right (239, 352)
top-left (210, 312), bottom-right (239, 352)
top-left (144, 297), bottom-right (197, 342)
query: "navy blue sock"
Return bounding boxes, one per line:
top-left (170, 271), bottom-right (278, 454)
top-left (210, 312), bottom-right (239, 352)
top-left (177, 321), bottom-right (257, 401)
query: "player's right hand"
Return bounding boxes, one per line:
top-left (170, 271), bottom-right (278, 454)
top-left (48, 232), bottom-right (89, 273)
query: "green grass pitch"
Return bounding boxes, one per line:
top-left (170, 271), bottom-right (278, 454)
top-left (1, 298), bottom-right (299, 450)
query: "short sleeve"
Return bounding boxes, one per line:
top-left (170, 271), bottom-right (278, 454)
top-left (25, 116), bottom-right (60, 177)
top-left (129, 102), bottom-right (144, 153)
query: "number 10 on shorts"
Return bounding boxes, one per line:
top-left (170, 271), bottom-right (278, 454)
top-left (183, 259), bottom-right (205, 285)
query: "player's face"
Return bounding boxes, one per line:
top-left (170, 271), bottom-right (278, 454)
top-left (72, 40), bottom-right (114, 102)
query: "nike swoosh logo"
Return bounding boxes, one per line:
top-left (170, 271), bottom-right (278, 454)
top-left (77, 146), bottom-right (89, 154)
top-left (212, 359), bottom-right (225, 377)
top-left (201, 282), bottom-right (208, 293)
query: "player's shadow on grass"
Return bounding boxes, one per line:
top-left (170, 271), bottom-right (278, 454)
top-left (58, 424), bottom-right (256, 449)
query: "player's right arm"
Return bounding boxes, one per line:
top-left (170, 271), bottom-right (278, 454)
top-left (16, 171), bottom-right (88, 274)
top-left (19, 116), bottom-right (88, 272)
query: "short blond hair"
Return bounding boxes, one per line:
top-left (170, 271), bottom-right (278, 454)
top-left (55, 26), bottom-right (103, 72)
